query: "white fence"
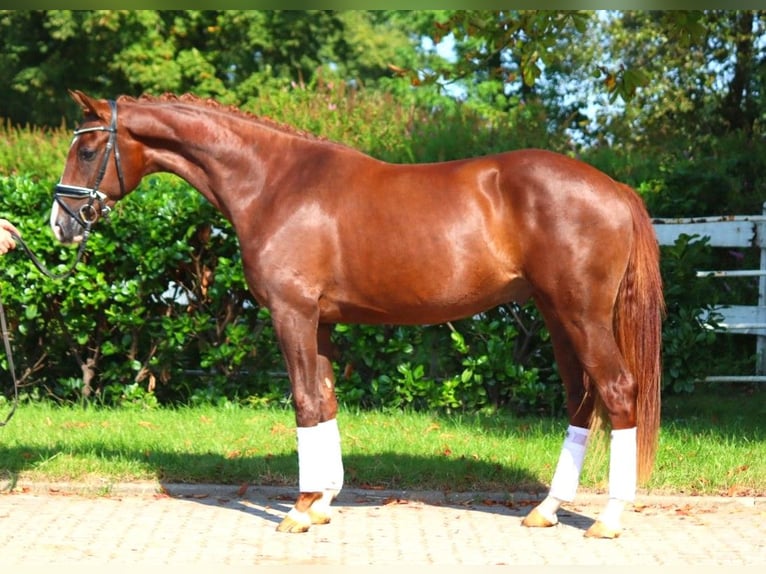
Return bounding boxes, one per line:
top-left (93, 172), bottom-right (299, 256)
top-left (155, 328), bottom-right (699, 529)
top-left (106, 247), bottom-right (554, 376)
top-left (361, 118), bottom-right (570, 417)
top-left (652, 204), bottom-right (766, 382)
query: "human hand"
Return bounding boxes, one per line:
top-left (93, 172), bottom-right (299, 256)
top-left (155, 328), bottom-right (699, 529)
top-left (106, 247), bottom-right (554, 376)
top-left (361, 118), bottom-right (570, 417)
top-left (0, 219), bottom-right (20, 255)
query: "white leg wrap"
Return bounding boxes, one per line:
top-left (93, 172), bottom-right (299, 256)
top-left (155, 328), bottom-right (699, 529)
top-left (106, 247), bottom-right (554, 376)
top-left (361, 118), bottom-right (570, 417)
top-left (608, 427), bottom-right (637, 502)
top-left (534, 425), bottom-right (589, 524)
top-left (596, 427), bottom-right (637, 532)
top-left (318, 418), bottom-right (344, 492)
top-left (549, 425), bottom-right (590, 502)
top-left (296, 424), bottom-right (325, 493)
top-left (296, 419), bottom-right (344, 493)
top-left (598, 498), bottom-right (626, 531)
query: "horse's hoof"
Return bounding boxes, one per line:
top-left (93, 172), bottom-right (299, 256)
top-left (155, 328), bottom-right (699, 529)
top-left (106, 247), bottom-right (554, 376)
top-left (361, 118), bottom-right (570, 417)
top-left (521, 507), bottom-right (557, 528)
top-left (276, 514), bottom-right (311, 534)
top-left (309, 508), bottom-right (331, 525)
top-left (584, 520), bottom-right (621, 539)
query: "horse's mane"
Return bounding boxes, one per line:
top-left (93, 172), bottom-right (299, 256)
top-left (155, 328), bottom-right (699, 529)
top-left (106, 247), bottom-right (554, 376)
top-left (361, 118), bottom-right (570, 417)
top-left (117, 92), bottom-right (325, 142)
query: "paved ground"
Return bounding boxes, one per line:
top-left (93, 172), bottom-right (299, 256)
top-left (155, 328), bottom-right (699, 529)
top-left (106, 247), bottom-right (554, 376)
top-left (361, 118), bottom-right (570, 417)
top-left (1, 481), bottom-right (764, 567)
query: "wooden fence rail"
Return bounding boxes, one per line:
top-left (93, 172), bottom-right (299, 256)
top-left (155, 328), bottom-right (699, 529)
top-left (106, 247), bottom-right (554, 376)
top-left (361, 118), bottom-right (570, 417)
top-left (652, 203), bottom-right (766, 382)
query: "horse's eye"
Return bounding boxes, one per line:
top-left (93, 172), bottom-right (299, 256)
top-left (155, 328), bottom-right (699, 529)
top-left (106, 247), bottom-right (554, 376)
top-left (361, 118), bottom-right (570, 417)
top-left (78, 148), bottom-right (97, 162)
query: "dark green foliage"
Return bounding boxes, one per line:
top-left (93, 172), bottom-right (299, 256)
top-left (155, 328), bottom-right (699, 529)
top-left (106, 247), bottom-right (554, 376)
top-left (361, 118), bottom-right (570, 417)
top-left (333, 305), bottom-right (561, 416)
top-left (0, 11), bottom-right (425, 128)
top-left (1, 175), bottom-right (278, 406)
top-left (0, 9), bottom-right (762, 421)
top-left (0, 172), bottom-right (561, 413)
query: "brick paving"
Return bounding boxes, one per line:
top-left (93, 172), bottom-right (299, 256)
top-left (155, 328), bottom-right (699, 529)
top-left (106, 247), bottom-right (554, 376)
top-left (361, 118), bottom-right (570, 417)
top-left (1, 482), bottom-right (764, 566)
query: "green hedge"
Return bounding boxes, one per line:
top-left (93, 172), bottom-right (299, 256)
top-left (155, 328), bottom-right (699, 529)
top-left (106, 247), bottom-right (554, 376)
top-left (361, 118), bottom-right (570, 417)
top-left (0, 173), bottom-right (565, 413)
top-left (1, 175), bottom-right (270, 406)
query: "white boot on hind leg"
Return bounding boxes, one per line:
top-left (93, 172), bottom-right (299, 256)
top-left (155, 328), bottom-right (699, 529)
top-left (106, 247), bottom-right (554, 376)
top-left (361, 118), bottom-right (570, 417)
top-left (522, 425), bottom-right (589, 528)
top-left (585, 427), bottom-right (637, 539)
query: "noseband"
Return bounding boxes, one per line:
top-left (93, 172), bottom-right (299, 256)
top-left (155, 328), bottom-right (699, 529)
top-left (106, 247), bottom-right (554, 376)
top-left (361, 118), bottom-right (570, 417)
top-left (54, 99), bottom-right (126, 229)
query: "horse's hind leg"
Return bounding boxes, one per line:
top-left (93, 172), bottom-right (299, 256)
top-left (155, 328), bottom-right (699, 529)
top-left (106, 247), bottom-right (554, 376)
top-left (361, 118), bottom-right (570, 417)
top-left (524, 299), bottom-right (638, 538)
top-left (571, 325), bottom-right (638, 538)
top-left (522, 314), bottom-right (594, 529)
top-left (564, 321), bottom-right (638, 539)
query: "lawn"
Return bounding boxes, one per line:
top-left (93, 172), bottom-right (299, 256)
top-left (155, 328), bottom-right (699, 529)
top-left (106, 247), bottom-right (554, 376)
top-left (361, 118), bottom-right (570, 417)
top-left (1, 383), bottom-right (763, 496)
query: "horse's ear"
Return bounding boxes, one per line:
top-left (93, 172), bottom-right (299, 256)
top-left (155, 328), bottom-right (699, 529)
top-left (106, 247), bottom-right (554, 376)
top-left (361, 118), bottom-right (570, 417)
top-left (68, 89), bottom-right (110, 121)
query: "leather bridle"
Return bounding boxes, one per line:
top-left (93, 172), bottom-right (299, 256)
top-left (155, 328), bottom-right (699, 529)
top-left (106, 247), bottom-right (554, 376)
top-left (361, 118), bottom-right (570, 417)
top-left (54, 99), bottom-right (125, 229)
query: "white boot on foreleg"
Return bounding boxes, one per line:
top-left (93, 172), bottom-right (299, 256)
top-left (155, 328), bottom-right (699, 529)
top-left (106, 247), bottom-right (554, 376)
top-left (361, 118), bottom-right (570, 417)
top-left (307, 418), bottom-right (344, 525)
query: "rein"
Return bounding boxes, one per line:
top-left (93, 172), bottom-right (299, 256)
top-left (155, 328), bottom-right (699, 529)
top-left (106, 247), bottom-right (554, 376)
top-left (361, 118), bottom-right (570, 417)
top-left (0, 286), bottom-right (18, 426)
top-left (0, 230), bottom-right (93, 427)
top-left (2, 100), bottom-right (121, 426)
top-left (10, 229), bottom-right (92, 280)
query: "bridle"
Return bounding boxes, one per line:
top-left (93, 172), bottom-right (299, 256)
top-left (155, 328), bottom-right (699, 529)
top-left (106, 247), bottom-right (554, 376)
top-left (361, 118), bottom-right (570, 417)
top-left (54, 99), bottom-right (125, 229)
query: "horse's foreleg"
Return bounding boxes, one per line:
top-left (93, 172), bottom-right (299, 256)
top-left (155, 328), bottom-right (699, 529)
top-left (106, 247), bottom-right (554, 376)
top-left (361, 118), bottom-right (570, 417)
top-left (276, 418), bottom-right (342, 533)
top-left (305, 324), bottom-right (344, 525)
top-left (272, 312), bottom-right (343, 533)
top-left (282, 418), bottom-right (342, 531)
top-left (523, 424), bottom-right (590, 528)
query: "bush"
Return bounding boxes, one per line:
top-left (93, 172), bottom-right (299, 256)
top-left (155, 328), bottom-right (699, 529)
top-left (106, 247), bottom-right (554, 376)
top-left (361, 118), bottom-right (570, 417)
top-left (0, 174), bottom-right (281, 405)
top-left (333, 305), bottom-right (561, 416)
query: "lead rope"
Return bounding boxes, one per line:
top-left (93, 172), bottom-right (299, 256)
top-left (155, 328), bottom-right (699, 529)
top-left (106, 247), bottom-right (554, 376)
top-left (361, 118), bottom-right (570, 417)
top-left (0, 230), bottom-right (91, 425)
top-left (9, 229), bottom-right (90, 280)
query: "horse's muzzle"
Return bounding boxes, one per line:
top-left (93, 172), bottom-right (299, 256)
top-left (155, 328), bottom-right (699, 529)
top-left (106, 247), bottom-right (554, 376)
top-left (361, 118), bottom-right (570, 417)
top-left (49, 201), bottom-right (85, 244)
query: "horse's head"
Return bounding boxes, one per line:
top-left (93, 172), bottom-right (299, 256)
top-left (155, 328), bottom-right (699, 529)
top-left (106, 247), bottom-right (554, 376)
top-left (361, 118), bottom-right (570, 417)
top-left (51, 90), bottom-right (142, 244)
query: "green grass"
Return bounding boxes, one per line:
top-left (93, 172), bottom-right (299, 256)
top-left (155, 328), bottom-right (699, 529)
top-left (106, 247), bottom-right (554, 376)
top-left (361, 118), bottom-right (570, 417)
top-left (1, 384), bottom-right (764, 496)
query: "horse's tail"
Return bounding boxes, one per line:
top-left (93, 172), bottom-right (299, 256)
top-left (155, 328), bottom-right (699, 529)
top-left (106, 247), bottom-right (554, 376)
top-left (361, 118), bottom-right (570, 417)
top-left (593, 183), bottom-right (665, 484)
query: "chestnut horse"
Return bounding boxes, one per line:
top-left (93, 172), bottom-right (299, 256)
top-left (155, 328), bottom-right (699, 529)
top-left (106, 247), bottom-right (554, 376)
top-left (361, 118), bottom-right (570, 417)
top-left (51, 91), bottom-right (663, 539)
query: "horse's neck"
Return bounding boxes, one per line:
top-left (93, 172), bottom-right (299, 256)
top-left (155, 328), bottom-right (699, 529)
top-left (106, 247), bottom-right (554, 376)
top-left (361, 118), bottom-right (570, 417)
top-left (131, 104), bottom-right (299, 215)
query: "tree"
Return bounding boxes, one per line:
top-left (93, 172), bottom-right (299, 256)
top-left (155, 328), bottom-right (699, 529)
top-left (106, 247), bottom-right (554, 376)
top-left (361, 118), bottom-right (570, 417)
top-left (579, 11), bottom-right (766, 214)
top-left (0, 10), bottom-right (426, 127)
top-left (410, 11), bottom-right (716, 107)
top-left (0, 11), bottom-right (228, 125)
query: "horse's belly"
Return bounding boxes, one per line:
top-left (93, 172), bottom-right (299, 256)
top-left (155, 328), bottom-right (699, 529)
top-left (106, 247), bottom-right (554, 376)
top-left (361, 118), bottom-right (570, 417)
top-left (319, 275), bottom-right (531, 326)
